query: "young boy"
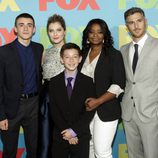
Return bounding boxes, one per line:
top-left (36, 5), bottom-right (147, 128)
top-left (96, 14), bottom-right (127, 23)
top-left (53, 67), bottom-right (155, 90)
top-left (49, 43), bottom-right (95, 158)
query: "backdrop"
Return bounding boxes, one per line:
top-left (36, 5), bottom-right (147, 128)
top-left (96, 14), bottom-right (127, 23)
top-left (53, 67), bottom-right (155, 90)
top-left (0, 0), bottom-right (158, 158)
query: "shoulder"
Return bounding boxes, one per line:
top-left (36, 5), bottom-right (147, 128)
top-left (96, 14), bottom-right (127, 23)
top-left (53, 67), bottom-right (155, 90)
top-left (120, 42), bottom-right (131, 56)
top-left (0, 40), bottom-right (15, 49)
top-left (44, 46), bottom-right (58, 55)
top-left (45, 46), bottom-right (53, 51)
top-left (31, 41), bottom-right (44, 51)
top-left (148, 34), bottom-right (158, 44)
top-left (77, 72), bottom-right (93, 82)
top-left (31, 41), bottom-right (43, 47)
top-left (0, 41), bottom-right (16, 56)
top-left (120, 42), bottom-right (131, 49)
top-left (50, 72), bottom-right (64, 83)
top-left (110, 47), bottom-right (120, 54)
top-left (107, 47), bottom-right (123, 59)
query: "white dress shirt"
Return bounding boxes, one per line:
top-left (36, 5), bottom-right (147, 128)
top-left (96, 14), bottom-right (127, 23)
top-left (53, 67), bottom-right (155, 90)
top-left (129, 33), bottom-right (148, 66)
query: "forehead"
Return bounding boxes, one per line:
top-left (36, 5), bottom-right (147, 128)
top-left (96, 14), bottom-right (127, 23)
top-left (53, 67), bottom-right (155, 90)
top-left (49, 22), bottom-right (63, 29)
top-left (63, 49), bottom-right (79, 55)
top-left (16, 17), bottom-right (34, 24)
top-left (126, 12), bottom-right (144, 22)
top-left (90, 23), bottom-right (101, 30)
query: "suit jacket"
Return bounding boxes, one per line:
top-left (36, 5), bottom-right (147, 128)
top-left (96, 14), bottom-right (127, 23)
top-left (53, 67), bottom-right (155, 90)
top-left (79, 47), bottom-right (125, 121)
top-left (121, 34), bottom-right (158, 122)
top-left (0, 39), bottom-right (43, 121)
top-left (48, 71), bottom-right (95, 140)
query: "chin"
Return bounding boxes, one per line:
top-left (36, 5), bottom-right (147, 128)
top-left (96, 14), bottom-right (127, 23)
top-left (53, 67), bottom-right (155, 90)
top-left (54, 39), bottom-right (62, 44)
top-left (68, 68), bottom-right (77, 71)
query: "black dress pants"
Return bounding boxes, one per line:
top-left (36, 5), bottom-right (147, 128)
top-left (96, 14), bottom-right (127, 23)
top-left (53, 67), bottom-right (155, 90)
top-left (52, 136), bottom-right (90, 158)
top-left (1, 96), bottom-right (38, 158)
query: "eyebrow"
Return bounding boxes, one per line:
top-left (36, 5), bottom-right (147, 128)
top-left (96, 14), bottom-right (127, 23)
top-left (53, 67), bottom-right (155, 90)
top-left (18, 23), bottom-right (34, 25)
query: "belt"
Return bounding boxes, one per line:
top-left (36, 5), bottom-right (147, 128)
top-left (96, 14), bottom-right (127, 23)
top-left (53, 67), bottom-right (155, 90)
top-left (20, 92), bottom-right (38, 99)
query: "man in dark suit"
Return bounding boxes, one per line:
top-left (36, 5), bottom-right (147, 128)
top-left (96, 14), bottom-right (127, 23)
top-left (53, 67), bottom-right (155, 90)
top-left (0, 13), bottom-right (43, 158)
top-left (49, 43), bottom-right (95, 158)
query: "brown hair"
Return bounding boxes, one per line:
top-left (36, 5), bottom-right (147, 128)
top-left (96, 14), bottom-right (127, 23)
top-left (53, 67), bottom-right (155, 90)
top-left (46, 14), bottom-right (66, 32)
top-left (124, 7), bottom-right (145, 22)
top-left (60, 43), bottom-right (81, 57)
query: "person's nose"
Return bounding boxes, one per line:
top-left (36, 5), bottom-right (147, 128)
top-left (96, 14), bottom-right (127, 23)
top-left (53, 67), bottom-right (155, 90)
top-left (24, 25), bottom-right (28, 31)
top-left (93, 32), bottom-right (98, 37)
top-left (70, 57), bottom-right (74, 62)
top-left (54, 31), bottom-right (57, 36)
top-left (134, 22), bottom-right (138, 29)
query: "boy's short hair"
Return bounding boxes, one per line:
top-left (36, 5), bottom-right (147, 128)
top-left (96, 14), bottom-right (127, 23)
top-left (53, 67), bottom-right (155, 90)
top-left (15, 13), bottom-right (35, 27)
top-left (60, 43), bottom-right (81, 57)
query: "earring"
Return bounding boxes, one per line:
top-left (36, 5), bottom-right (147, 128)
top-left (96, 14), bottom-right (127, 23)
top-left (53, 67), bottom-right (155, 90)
top-left (87, 39), bottom-right (90, 44)
top-left (103, 39), bottom-right (104, 43)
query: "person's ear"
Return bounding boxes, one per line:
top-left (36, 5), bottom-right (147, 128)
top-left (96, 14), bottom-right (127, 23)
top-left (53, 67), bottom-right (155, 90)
top-left (79, 56), bottom-right (82, 63)
top-left (14, 26), bottom-right (18, 35)
top-left (60, 57), bottom-right (64, 65)
top-left (33, 26), bottom-right (36, 35)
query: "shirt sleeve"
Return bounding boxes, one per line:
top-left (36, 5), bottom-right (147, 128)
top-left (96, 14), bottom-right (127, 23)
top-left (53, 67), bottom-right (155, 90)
top-left (107, 84), bottom-right (124, 98)
top-left (68, 128), bottom-right (77, 137)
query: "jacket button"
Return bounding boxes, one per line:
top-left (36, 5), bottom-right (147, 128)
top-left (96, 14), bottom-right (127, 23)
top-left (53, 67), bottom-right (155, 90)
top-left (133, 82), bottom-right (135, 84)
top-left (131, 96), bottom-right (133, 99)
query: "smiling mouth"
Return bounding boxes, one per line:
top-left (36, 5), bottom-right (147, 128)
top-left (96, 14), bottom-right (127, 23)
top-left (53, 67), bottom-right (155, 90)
top-left (92, 39), bottom-right (99, 41)
top-left (68, 64), bottom-right (75, 66)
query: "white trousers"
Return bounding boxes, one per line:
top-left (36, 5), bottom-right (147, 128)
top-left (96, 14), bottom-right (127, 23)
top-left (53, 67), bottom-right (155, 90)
top-left (89, 112), bottom-right (118, 158)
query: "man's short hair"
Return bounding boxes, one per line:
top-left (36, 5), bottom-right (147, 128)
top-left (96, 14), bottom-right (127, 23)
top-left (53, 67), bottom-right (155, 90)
top-left (124, 7), bottom-right (145, 22)
top-left (15, 13), bottom-right (35, 26)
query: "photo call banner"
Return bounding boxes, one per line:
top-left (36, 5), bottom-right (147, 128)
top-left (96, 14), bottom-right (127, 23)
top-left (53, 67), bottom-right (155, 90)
top-left (0, 0), bottom-right (158, 157)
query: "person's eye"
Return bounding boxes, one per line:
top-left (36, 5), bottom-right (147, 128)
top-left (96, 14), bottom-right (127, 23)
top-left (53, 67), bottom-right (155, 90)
top-left (57, 29), bottom-right (62, 32)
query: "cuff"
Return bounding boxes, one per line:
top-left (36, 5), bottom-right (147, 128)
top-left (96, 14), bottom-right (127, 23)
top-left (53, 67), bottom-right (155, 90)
top-left (68, 128), bottom-right (77, 137)
top-left (107, 84), bottom-right (124, 98)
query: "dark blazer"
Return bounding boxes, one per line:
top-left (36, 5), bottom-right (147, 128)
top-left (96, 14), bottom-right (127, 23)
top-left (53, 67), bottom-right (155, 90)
top-left (49, 71), bottom-right (95, 141)
top-left (0, 39), bottom-right (43, 121)
top-left (79, 47), bottom-right (125, 121)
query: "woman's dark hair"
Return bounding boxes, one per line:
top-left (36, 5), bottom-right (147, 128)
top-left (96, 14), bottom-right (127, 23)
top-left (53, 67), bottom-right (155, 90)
top-left (46, 14), bottom-right (66, 32)
top-left (82, 18), bottom-right (114, 52)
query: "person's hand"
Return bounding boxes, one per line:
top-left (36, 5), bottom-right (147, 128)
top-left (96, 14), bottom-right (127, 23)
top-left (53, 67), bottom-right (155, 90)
top-left (85, 97), bottom-right (99, 111)
top-left (61, 129), bottom-right (73, 140)
top-left (68, 137), bottom-right (78, 145)
top-left (0, 119), bottom-right (8, 130)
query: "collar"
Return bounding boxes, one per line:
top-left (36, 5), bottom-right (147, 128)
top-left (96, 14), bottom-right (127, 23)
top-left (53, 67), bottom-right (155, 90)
top-left (64, 70), bottom-right (78, 80)
top-left (15, 38), bottom-right (31, 49)
top-left (132, 33), bottom-right (148, 48)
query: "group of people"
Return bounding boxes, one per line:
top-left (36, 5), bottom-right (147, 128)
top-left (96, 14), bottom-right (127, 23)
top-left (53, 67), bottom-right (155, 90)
top-left (0, 6), bottom-right (158, 158)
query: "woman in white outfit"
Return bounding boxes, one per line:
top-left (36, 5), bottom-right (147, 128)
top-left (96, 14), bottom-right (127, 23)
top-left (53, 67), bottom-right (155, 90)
top-left (79, 18), bottom-right (125, 158)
